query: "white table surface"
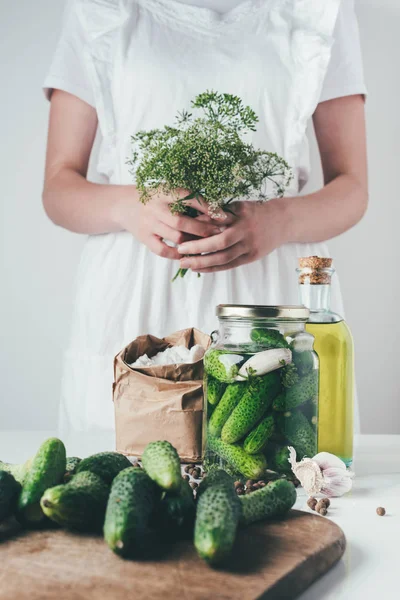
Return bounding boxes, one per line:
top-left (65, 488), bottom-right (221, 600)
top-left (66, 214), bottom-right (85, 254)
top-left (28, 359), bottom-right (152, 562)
top-left (1, 432), bottom-right (399, 600)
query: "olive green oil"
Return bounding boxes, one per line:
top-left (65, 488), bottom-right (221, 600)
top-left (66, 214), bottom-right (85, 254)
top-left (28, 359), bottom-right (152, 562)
top-left (298, 257), bottom-right (354, 467)
top-left (306, 320), bottom-right (354, 465)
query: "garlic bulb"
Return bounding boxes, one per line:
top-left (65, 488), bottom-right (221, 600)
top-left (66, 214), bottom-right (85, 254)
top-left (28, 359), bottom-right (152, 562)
top-left (288, 447), bottom-right (352, 497)
top-left (236, 348), bottom-right (292, 380)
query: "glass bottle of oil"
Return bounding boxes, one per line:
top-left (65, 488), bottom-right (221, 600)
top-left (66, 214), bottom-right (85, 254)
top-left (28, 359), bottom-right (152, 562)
top-left (297, 257), bottom-right (354, 466)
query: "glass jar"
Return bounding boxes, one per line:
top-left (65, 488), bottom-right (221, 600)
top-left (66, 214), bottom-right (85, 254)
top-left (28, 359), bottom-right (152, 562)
top-left (203, 305), bottom-right (319, 481)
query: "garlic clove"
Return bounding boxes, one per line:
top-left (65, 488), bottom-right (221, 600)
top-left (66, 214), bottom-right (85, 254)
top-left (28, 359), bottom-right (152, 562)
top-left (287, 447), bottom-right (324, 496)
top-left (312, 452), bottom-right (347, 472)
top-left (236, 348), bottom-right (292, 380)
top-left (319, 467), bottom-right (353, 497)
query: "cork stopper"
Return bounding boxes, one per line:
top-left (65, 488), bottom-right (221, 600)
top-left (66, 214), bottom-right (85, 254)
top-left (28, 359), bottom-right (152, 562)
top-left (298, 256), bottom-right (333, 285)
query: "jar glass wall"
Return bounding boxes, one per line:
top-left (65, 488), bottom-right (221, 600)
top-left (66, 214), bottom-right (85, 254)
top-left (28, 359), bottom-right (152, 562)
top-left (203, 305), bottom-right (319, 481)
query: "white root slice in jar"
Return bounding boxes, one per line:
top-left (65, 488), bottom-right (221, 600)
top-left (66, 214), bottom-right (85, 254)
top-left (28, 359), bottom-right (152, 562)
top-left (236, 348), bottom-right (292, 380)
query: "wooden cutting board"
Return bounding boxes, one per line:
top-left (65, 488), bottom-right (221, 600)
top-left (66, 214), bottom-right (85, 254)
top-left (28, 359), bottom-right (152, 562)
top-left (0, 510), bottom-right (345, 600)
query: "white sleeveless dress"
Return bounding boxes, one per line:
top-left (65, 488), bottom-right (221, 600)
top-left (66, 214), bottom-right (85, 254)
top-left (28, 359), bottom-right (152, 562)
top-left (44, 0), bottom-right (365, 434)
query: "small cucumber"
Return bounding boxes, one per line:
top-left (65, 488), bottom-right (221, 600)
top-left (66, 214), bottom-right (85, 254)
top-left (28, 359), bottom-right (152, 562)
top-left (0, 458), bottom-right (33, 486)
top-left (76, 451), bottom-right (131, 485)
top-left (239, 479), bottom-right (296, 525)
top-left (0, 471), bottom-right (21, 522)
top-left (142, 441), bottom-right (181, 491)
top-left (208, 435), bottom-right (267, 480)
top-left (197, 469), bottom-right (234, 499)
top-left (208, 382), bottom-right (247, 437)
top-left (243, 414), bottom-right (275, 454)
top-left (206, 376), bottom-right (227, 406)
top-left (64, 457), bottom-right (81, 483)
top-left (250, 328), bottom-right (289, 349)
top-left (194, 480), bottom-right (241, 565)
top-left (157, 478), bottom-right (196, 540)
top-left (204, 350), bottom-right (244, 383)
top-left (41, 471), bottom-right (109, 532)
top-left (273, 370), bottom-right (318, 411)
top-left (104, 467), bottom-right (161, 557)
top-left (276, 411), bottom-right (317, 458)
top-left (18, 437), bottom-right (66, 526)
top-left (271, 446), bottom-right (292, 474)
top-left (221, 373), bottom-right (281, 444)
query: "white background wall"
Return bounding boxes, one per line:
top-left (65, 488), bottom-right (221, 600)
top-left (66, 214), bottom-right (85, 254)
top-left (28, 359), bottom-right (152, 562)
top-left (0, 0), bottom-right (399, 433)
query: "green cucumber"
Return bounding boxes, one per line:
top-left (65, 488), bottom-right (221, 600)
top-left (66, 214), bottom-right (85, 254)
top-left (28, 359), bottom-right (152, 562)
top-left (0, 458), bottom-right (33, 486)
top-left (76, 451), bottom-right (131, 485)
top-left (206, 376), bottom-right (227, 406)
top-left (243, 414), bottom-right (275, 454)
top-left (0, 471), bottom-right (21, 522)
top-left (158, 478), bottom-right (196, 540)
top-left (276, 411), bottom-right (317, 458)
top-left (104, 467), bottom-right (161, 557)
top-left (239, 479), bottom-right (296, 525)
top-left (208, 435), bottom-right (267, 480)
top-left (250, 328), bottom-right (289, 349)
top-left (204, 350), bottom-right (244, 383)
top-left (41, 471), bottom-right (109, 532)
top-left (273, 370), bottom-right (318, 411)
top-left (208, 382), bottom-right (247, 437)
top-left (194, 479), bottom-right (241, 565)
top-left (142, 441), bottom-right (181, 491)
top-left (197, 469), bottom-right (234, 499)
top-left (18, 437), bottom-right (66, 526)
top-left (271, 446), bottom-right (292, 474)
top-left (221, 373), bottom-right (281, 443)
top-left (293, 350), bottom-right (315, 376)
top-left (64, 457), bottom-right (82, 483)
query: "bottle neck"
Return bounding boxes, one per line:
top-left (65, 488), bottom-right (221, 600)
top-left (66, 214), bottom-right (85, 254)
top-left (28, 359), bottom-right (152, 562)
top-left (298, 283), bottom-right (331, 313)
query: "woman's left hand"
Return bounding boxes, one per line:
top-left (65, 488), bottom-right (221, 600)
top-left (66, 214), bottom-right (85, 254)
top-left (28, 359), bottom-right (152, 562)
top-left (177, 199), bottom-right (289, 273)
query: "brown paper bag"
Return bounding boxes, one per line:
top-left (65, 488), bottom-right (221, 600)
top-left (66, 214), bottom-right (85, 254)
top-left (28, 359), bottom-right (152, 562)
top-left (113, 328), bottom-right (210, 463)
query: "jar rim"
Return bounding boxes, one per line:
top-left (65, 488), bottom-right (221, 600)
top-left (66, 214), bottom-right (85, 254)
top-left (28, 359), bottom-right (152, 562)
top-left (216, 304), bottom-right (310, 321)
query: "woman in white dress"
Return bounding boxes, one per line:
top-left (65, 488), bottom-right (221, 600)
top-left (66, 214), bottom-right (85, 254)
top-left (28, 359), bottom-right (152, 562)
top-left (43, 0), bottom-right (368, 434)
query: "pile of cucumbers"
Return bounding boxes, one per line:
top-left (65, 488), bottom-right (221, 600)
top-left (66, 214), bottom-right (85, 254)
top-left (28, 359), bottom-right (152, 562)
top-left (204, 327), bottom-right (319, 479)
top-left (0, 437), bottom-right (296, 566)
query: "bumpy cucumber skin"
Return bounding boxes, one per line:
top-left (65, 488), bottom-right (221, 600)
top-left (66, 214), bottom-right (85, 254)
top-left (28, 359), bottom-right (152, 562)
top-left (0, 471), bottom-right (21, 521)
top-left (142, 441), bottom-right (181, 491)
top-left (208, 382), bottom-right (247, 437)
top-left (194, 483), bottom-right (241, 566)
top-left (293, 350), bottom-right (315, 376)
top-left (273, 370), bottom-right (318, 411)
top-left (272, 446), bottom-right (292, 474)
top-left (0, 458), bottom-right (33, 486)
top-left (76, 452), bottom-right (131, 485)
top-left (204, 350), bottom-right (242, 383)
top-left (64, 457), bottom-right (82, 483)
top-left (206, 376), bottom-right (227, 406)
top-left (277, 411), bottom-right (317, 458)
top-left (243, 414), bottom-right (275, 455)
top-left (208, 436), bottom-right (267, 480)
top-left (221, 373), bottom-right (281, 444)
top-left (104, 467), bottom-right (161, 557)
top-left (158, 478), bottom-right (196, 540)
top-left (239, 479), bottom-right (296, 525)
top-left (250, 328), bottom-right (289, 349)
top-left (18, 438), bottom-right (66, 526)
top-left (197, 469), bottom-right (234, 499)
top-left (41, 471), bottom-right (109, 532)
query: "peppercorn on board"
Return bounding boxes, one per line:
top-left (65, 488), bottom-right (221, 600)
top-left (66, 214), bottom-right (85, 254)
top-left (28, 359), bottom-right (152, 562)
top-left (0, 509), bottom-right (345, 600)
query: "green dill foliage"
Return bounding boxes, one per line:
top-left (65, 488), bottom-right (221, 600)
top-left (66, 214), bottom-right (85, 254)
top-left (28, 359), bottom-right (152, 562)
top-left (128, 91), bottom-right (293, 279)
top-left (129, 91), bottom-right (292, 214)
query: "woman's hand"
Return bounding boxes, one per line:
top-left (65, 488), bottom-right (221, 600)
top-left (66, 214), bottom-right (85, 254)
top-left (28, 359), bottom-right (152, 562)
top-left (176, 199), bottom-right (289, 273)
top-left (113, 188), bottom-right (223, 260)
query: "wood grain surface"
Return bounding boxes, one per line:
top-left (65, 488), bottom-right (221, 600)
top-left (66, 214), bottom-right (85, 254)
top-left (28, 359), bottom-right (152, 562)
top-left (0, 510), bottom-right (345, 600)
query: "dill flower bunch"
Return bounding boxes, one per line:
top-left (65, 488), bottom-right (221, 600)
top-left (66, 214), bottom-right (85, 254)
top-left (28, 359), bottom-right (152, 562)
top-left (129, 91), bottom-right (292, 279)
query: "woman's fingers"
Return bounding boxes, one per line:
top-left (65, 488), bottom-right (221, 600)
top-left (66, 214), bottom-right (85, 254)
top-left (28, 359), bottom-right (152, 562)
top-left (147, 235), bottom-right (181, 260)
top-left (154, 223), bottom-right (191, 246)
top-left (162, 212), bottom-right (222, 238)
top-left (192, 253), bottom-right (252, 274)
top-left (177, 224), bottom-right (242, 255)
top-left (180, 242), bottom-right (247, 271)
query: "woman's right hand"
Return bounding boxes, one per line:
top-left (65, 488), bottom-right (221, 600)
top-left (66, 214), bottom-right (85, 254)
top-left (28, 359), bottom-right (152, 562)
top-left (113, 188), bottom-right (223, 260)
